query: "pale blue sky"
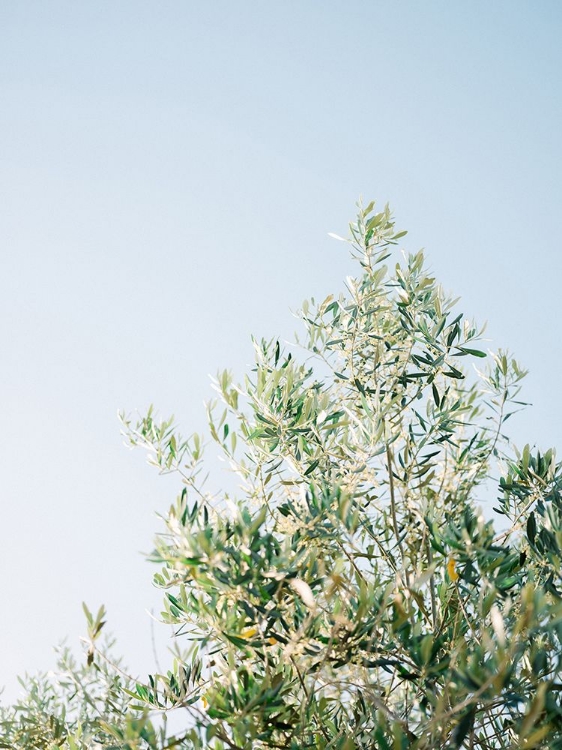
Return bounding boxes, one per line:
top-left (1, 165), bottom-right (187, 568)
top-left (1, 1), bottom-right (561, 702)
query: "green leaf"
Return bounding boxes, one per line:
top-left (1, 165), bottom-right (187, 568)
top-left (451, 707), bottom-right (476, 747)
top-left (457, 346), bottom-right (487, 358)
top-left (304, 459), bottom-right (319, 476)
top-left (527, 512), bottom-right (537, 545)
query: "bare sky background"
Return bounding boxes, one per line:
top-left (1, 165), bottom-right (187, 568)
top-left (1, 1), bottom-right (561, 703)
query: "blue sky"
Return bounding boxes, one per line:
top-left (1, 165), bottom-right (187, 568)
top-left (1, 1), bottom-right (561, 701)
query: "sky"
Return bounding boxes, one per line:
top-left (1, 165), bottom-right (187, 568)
top-left (1, 1), bottom-right (561, 703)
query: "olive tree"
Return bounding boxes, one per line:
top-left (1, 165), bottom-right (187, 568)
top-left (3, 201), bottom-right (562, 749)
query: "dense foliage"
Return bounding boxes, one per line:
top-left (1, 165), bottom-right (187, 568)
top-left (3, 202), bottom-right (562, 749)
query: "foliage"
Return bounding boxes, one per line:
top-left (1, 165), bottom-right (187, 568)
top-left (3, 201), bottom-right (562, 749)
top-left (0, 620), bottom-right (166, 750)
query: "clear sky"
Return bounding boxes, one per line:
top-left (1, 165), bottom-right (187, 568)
top-left (1, 1), bottom-right (561, 703)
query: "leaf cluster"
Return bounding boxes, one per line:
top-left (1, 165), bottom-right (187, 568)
top-left (3, 201), bottom-right (562, 749)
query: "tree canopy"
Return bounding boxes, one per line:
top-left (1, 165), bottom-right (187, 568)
top-left (3, 201), bottom-right (562, 749)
